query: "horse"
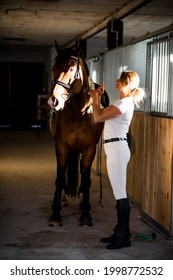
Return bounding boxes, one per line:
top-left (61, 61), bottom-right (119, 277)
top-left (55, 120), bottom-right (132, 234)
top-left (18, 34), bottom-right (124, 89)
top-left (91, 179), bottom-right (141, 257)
top-left (48, 42), bottom-right (109, 227)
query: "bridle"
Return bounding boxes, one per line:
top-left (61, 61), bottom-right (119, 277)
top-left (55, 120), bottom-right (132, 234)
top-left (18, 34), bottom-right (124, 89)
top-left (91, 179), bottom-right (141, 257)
top-left (52, 55), bottom-right (81, 101)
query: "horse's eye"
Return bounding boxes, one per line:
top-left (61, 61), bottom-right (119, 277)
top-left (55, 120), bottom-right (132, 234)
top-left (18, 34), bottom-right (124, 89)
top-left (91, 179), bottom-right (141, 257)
top-left (69, 67), bottom-right (76, 72)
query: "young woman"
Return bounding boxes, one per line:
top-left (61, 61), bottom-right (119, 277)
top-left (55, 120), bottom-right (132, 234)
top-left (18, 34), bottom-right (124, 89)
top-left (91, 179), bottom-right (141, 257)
top-left (89, 70), bottom-right (146, 249)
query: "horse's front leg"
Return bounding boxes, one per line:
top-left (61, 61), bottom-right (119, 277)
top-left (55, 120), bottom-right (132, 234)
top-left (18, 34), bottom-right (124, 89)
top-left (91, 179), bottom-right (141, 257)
top-left (49, 151), bottom-right (67, 227)
top-left (79, 147), bottom-right (96, 227)
top-left (79, 166), bottom-right (92, 226)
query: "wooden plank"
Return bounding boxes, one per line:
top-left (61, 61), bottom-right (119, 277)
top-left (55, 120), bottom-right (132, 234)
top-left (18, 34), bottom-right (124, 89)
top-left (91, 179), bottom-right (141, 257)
top-left (142, 115), bottom-right (173, 231)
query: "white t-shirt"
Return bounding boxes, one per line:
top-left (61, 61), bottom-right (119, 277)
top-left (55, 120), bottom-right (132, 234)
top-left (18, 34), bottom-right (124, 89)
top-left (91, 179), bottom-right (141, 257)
top-left (104, 97), bottom-right (134, 139)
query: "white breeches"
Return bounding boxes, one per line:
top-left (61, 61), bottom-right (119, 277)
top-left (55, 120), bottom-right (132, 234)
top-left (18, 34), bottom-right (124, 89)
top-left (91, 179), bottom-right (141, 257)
top-left (104, 141), bottom-right (130, 200)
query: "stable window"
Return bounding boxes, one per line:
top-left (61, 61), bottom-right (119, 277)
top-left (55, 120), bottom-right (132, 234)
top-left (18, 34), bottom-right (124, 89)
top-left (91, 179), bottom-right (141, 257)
top-left (146, 38), bottom-right (173, 116)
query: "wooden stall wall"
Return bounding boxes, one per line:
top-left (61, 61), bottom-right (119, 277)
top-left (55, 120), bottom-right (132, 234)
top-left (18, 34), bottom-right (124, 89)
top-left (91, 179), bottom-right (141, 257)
top-left (142, 115), bottom-right (173, 232)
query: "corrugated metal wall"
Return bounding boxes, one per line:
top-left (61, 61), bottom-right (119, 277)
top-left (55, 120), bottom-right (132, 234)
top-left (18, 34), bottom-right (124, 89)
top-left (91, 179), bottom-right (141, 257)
top-left (103, 41), bottom-right (149, 107)
top-left (88, 40), bottom-right (150, 107)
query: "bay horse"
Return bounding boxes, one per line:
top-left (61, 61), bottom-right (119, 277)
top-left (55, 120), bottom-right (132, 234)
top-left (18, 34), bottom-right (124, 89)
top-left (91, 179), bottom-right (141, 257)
top-left (48, 42), bottom-right (109, 227)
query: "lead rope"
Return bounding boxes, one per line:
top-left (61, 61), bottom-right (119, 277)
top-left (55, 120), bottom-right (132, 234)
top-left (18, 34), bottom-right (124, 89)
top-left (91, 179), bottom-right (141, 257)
top-left (88, 76), bottom-right (104, 207)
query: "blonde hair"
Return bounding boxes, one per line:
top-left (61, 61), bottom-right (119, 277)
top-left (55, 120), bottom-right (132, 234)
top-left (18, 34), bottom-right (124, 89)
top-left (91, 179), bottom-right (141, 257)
top-left (119, 70), bottom-right (146, 107)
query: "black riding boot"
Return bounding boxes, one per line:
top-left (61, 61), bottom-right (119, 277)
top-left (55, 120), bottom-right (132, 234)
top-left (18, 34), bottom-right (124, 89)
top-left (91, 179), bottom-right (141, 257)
top-left (100, 206), bottom-right (119, 243)
top-left (100, 198), bottom-right (131, 243)
top-left (106, 198), bottom-right (131, 249)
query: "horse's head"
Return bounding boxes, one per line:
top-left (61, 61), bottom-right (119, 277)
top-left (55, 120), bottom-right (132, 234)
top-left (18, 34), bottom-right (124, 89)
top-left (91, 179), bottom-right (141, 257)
top-left (48, 42), bottom-right (89, 111)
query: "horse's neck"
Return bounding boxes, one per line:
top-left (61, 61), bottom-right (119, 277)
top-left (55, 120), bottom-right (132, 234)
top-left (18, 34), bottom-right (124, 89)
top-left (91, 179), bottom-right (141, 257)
top-left (65, 92), bottom-right (91, 117)
top-left (65, 57), bottom-right (91, 115)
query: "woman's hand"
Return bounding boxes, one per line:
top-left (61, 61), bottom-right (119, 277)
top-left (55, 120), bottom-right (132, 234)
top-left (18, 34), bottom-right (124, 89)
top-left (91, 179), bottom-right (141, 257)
top-left (89, 83), bottom-right (104, 98)
top-left (96, 83), bottom-right (104, 95)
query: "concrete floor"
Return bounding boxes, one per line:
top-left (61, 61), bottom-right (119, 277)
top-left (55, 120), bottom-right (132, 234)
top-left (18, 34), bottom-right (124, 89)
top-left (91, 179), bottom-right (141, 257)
top-left (0, 130), bottom-right (173, 260)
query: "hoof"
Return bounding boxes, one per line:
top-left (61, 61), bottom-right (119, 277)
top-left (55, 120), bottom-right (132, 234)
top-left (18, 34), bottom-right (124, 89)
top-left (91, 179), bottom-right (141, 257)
top-left (79, 212), bottom-right (93, 227)
top-left (49, 220), bottom-right (62, 227)
top-left (49, 211), bottom-right (62, 227)
top-left (79, 219), bottom-right (93, 227)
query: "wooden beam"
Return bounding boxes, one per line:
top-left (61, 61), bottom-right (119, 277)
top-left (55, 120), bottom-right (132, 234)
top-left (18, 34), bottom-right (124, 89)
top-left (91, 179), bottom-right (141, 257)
top-left (128, 23), bottom-right (173, 45)
top-left (63, 0), bottom-right (151, 47)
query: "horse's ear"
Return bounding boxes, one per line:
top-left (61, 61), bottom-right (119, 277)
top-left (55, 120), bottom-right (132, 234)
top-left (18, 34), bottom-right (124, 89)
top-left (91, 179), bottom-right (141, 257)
top-left (55, 40), bottom-right (61, 54)
top-left (75, 40), bottom-right (86, 58)
top-left (76, 45), bottom-right (82, 56)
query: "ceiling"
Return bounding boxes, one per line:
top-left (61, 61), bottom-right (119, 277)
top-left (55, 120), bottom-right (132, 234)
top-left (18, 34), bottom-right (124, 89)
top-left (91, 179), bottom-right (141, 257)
top-left (0, 0), bottom-right (173, 59)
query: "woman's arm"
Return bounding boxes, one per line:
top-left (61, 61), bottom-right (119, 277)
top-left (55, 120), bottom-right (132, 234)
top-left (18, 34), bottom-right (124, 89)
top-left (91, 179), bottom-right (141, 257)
top-left (89, 84), bottom-right (122, 122)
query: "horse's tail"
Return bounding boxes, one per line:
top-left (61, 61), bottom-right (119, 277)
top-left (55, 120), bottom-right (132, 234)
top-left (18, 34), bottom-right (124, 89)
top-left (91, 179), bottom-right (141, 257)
top-left (66, 151), bottom-right (79, 196)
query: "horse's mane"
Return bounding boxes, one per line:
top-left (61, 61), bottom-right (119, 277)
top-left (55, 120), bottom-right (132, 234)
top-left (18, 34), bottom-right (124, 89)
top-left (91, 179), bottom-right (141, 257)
top-left (80, 57), bottom-right (89, 76)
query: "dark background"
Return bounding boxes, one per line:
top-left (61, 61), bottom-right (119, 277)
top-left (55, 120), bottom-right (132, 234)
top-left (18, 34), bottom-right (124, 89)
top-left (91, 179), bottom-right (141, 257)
top-left (0, 62), bottom-right (44, 129)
